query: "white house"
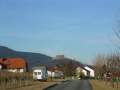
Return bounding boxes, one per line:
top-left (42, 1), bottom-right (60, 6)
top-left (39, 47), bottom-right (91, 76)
top-left (47, 70), bottom-right (63, 78)
top-left (76, 67), bottom-right (89, 78)
top-left (47, 65), bottom-right (64, 78)
top-left (84, 66), bottom-right (95, 77)
top-left (76, 65), bottom-right (95, 78)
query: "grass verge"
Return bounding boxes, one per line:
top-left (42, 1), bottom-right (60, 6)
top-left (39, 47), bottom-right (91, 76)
top-left (90, 80), bottom-right (118, 90)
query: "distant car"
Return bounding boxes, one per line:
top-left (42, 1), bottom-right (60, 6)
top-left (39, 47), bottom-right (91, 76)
top-left (33, 66), bottom-right (48, 81)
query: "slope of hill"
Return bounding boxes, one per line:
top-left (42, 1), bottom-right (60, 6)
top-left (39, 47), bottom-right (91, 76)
top-left (0, 46), bottom-right (83, 71)
top-left (51, 57), bottom-right (84, 69)
top-left (0, 46), bottom-right (52, 70)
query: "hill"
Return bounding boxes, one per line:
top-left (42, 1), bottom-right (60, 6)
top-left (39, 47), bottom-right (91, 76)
top-left (0, 46), bottom-right (52, 70)
top-left (53, 58), bottom-right (83, 68)
top-left (0, 46), bottom-right (83, 71)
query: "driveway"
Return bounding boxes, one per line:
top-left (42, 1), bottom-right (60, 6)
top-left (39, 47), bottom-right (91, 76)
top-left (45, 80), bottom-right (93, 90)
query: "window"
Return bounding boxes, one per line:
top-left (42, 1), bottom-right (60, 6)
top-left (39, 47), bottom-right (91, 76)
top-left (34, 72), bottom-right (37, 75)
top-left (38, 72), bottom-right (41, 75)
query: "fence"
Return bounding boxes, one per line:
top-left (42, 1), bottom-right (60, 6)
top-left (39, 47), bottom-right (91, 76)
top-left (0, 72), bottom-right (33, 90)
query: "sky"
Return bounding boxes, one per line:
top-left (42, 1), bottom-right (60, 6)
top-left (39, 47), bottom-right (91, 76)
top-left (0, 0), bottom-right (120, 64)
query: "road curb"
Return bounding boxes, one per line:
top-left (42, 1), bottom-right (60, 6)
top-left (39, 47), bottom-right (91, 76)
top-left (43, 80), bottom-right (68, 90)
top-left (43, 83), bottom-right (58, 90)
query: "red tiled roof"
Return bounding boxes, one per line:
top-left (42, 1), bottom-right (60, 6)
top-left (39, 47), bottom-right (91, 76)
top-left (0, 58), bottom-right (27, 69)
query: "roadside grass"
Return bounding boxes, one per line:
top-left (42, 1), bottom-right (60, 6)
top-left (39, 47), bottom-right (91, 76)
top-left (90, 80), bottom-right (119, 90)
top-left (11, 79), bottom-right (63, 90)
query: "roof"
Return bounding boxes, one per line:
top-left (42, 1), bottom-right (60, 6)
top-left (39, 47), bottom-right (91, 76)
top-left (48, 65), bottom-right (63, 72)
top-left (32, 66), bottom-right (46, 70)
top-left (76, 66), bottom-right (90, 72)
top-left (0, 58), bottom-right (27, 69)
top-left (85, 65), bottom-right (95, 70)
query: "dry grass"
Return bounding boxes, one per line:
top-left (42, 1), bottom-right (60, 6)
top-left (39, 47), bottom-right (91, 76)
top-left (90, 80), bottom-right (120, 90)
top-left (10, 79), bottom-right (64, 90)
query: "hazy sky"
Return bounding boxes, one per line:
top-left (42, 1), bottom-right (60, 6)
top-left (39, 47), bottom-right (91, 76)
top-left (0, 0), bottom-right (120, 64)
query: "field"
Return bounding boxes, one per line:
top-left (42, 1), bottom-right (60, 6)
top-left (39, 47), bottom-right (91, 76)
top-left (90, 80), bottom-right (120, 90)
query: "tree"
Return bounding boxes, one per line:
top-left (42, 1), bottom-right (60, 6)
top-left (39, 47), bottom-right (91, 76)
top-left (93, 53), bottom-right (120, 79)
top-left (93, 54), bottom-right (107, 78)
top-left (62, 61), bottom-right (76, 77)
top-left (106, 53), bottom-right (120, 72)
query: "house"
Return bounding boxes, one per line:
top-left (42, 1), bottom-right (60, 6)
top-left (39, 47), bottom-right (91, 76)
top-left (0, 58), bottom-right (28, 72)
top-left (84, 65), bottom-right (95, 77)
top-left (76, 67), bottom-right (90, 78)
top-left (48, 70), bottom-right (63, 78)
top-left (76, 65), bottom-right (95, 78)
top-left (47, 65), bottom-right (64, 78)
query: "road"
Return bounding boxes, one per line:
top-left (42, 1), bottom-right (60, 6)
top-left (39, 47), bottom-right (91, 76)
top-left (46, 80), bottom-right (93, 90)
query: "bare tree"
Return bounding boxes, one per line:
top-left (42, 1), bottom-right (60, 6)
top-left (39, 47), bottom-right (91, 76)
top-left (94, 53), bottom-right (120, 79)
top-left (106, 53), bottom-right (120, 72)
top-left (93, 54), bottom-right (107, 79)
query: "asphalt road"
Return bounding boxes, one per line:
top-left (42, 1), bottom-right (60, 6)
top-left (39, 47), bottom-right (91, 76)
top-left (46, 80), bottom-right (93, 90)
